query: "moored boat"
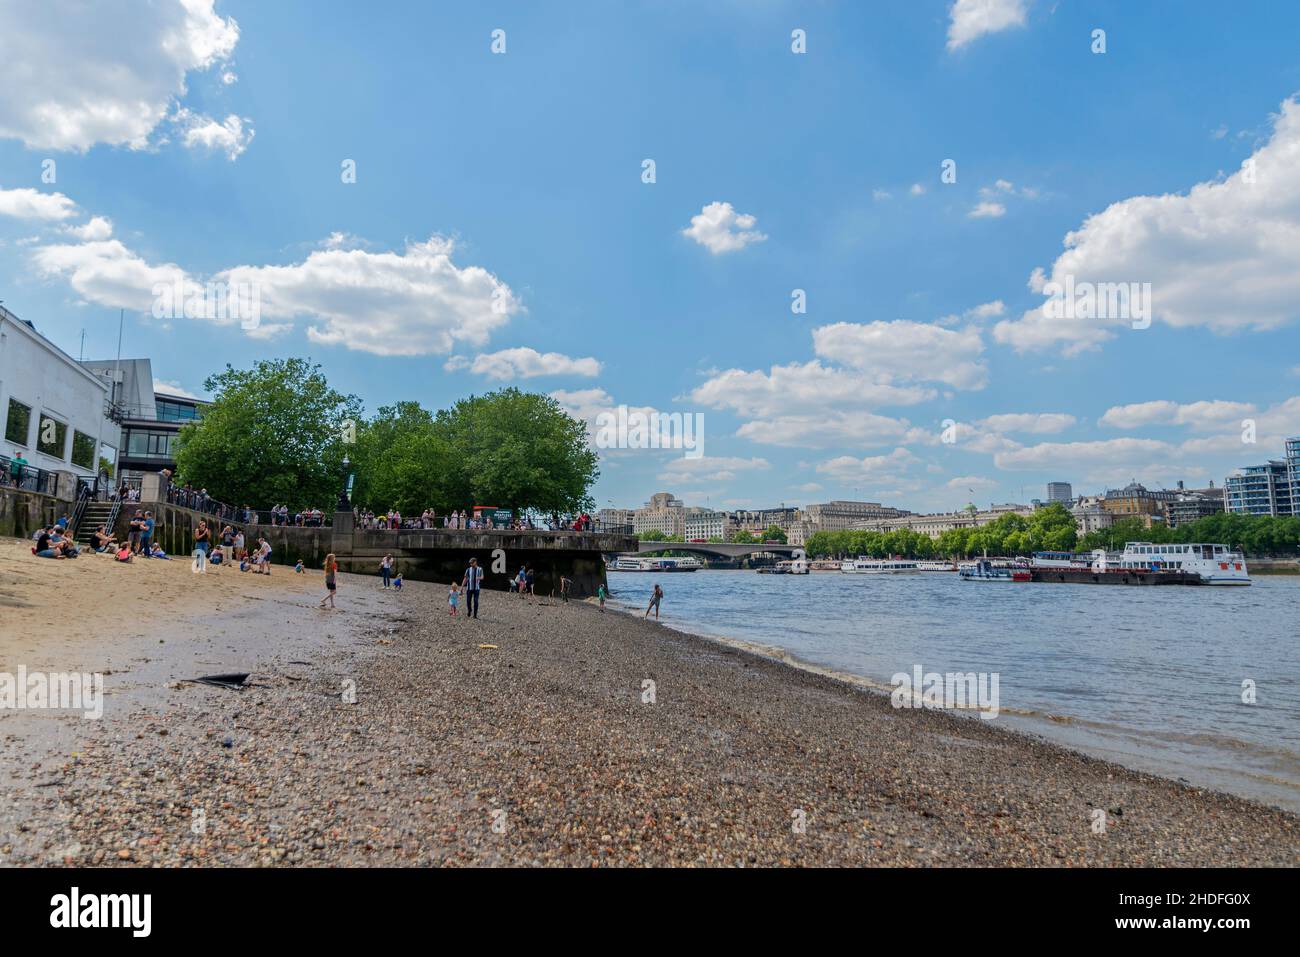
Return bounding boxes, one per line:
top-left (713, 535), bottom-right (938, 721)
top-left (959, 559), bottom-right (1030, 582)
top-left (840, 558), bottom-right (920, 574)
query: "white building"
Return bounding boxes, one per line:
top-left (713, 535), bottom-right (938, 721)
top-left (852, 503), bottom-right (1034, 539)
top-left (0, 305), bottom-right (115, 482)
top-left (684, 510), bottom-right (729, 541)
top-left (634, 492), bottom-right (686, 537)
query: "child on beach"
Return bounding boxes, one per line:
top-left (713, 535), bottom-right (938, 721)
top-left (115, 545), bottom-right (132, 563)
top-left (644, 583), bottom-right (663, 620)
top-left (448, 585), bottom-right (459, 616)
top-left (597, 582), bottom-right (606, 612)
top-left (294, 559), bottom-right (304, 574)
top-left (393, 572), bottom-right (403, 591)
top-left (320, 553), bottom-right (338, 609)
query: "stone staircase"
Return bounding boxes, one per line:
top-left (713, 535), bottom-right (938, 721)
top-left (75, 500), bottom-right (117, 544)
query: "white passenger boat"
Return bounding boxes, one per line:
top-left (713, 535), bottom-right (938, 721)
top-left (758, 558), bottom-right (810, 575)
top-left (610, 556), bottom-right (702, 572)
top-left (1111, 542), bottom-right (1250, 585)
top-left (915, 560), bottom-right (958, 572)
top-left (840, 558), bottom-right (920, 574)
top-left (959, 559), bottom-right (1030, 582)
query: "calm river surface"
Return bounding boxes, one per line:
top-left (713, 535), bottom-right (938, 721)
top-left (608, 569), bottom-right (1300, 812)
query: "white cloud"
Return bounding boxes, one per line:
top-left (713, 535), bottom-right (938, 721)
top-left (967, 299), bottom-right (1005, 319)
top-left (153, 378), bottom-right (201, 400)
top-left (1099, 400), bottom-right (1256, 430)
top-left (0, 187), bottom-right (79, 222)
top-left (946, 475), bottom-right (999, 491)
top-left (947, 0), bottom-right (1029, 51)
top-left (968, 201), bottom-right (1006, 219)
top-left (65, 216), bottom-right (114, 241)
top-left (444, 347), bottom-right (601, 380)
top-left (910, 183), bottom-right (926, 196)
top-left (994, 438), bottom-right (1178, 477)
top-left (31, 238), bottom-right (188, 312)
top-left (659, 456), bottom-right (770, 484)
top-left (221, 70), bottom-right (238, 85)
top-left (995, 96), bottom-right (1300, 354)
top-left (872, 188), bottom-right (892, 201)
top-left (172, 108), bottom-right (254, 160)
top-left (32, 226), bottom-right (521, 356)
top-left (812, 320), bottom-right (988, 390)
top-left (682, 201), bottom-right (767, 254)
top-left (816, 447), bottom-right (920, 484)
top-left (978, 412), bottom-right (1076, 434)
top-left (219, 237), bottom-right (520, 355)
top-left (549, 388), bottom-right (616, 424)
top-left (0, 0), bottom-right (242, 153)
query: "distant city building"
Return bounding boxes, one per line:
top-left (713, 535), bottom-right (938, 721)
top-left (597, 508), bottom-right (635, 535)
top-left (82, 358), bottom-right (208, 486)
top-left (684, 510), bottom-right (730, 541)
top-left (732, 506), bottom-right (802, 537)
top-left (1100, 480), bottom-right (1174, 528)
top-left (1226, 438), bottom-right (1300, 516)
top-left (1226, 461), bottom-right (1293, 516)
top-left (805, 500), bottom-right (910, 531)
top-left (851, 503), bottom-right (1033, 539)
top-left (1046, 482), bottom-right (1073, 503)
top-left (1166, 483), bottom-right (1225, 527)
top-left (1071, 496), bottom-right (1113, 536)
top-left (633, 492), bottom-right (686, 537)
top-left (1, 304), bottom-right (115, 483)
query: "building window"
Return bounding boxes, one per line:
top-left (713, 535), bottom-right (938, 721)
top-left (71, 430), bottom-right (97, 469)
top-left (126, 429), bottom-right (173, 458)
top-left (5, 398), bottom-right (31, 446)
top-left (36, 413), bottom-right (68, 459)
top-left (155, 399), bottom-right (201, 422)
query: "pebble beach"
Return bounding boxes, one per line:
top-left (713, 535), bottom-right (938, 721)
top-left (1, 538), bottom-right (1296, 867)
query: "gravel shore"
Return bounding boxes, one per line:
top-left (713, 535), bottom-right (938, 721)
top-left (2, 557), bottom-right (1296, 866)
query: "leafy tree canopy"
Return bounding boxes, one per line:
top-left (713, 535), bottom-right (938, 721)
top-left (174, 358), bottom-right (361, 510)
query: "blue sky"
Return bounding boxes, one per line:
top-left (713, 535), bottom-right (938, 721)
top-left (3, 0), bottom-right (1300, 513)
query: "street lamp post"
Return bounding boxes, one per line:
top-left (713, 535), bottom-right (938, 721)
top-left (337, 454), bottom-right (352, 511)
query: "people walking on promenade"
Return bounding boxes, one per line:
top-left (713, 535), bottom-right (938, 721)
top-left (320, 553), bottom-right (338, 608)
top-left (380, 554), bottom-right (393, 588)
top-left (461, 556), bottom-right (483, 619)
top-left (645, 583), bottom-right (663, 620)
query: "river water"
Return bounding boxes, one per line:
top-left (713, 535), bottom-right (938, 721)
top-left (607, 569), bottom-right (1300, 812)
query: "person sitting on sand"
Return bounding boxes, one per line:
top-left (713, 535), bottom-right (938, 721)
top-left (239, 556), bottom-right (250, 572)
top-left (34, 527), bottom-right (64, 559)
top-left (319, 553), bottom-right (338, 608)
top-left (644, 583), bottom-right (663, 620)
top-left (149, 542), bottom-right (171, 560)
top-left (89, 525), bottom-right (116, 553)
top-left (49, 529), bottom-right (77, 558)
top-left (115, 544), bottom-right (133, 563)
top-left (207, 545), bottom-right (220, 565)
top-left (393, 571), bottom-right (403, 591)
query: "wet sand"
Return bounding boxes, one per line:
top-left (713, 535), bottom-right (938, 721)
top-left (0, 537), bottom-right (1296, 866)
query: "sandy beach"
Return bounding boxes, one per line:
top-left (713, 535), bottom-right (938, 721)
top-left (0, 535), bottom-right (1295, 867)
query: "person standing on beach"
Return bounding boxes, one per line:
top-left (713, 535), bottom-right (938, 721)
top-left (597, 582), bottom-right (606, 612)
top-left (461, 556), bottom-right (483, 619)
top-left (193, 520), bottom-right (211, 558)
top-left (645, 583), bottom-right (663, 619)
top-left (380, 554), bottom-right (393, 588)
top-left (320, 553), bottom-right (338, 608)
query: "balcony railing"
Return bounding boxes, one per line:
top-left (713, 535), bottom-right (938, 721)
top-left (0, 453), bottom-right (58, 496)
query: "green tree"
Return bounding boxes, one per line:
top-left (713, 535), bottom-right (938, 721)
top-left (760, 524), bottom-right (788, 543)
top-left (436, 389), bottom-right (598, 514)
top-left (174, 359), bottom-right (361, 509)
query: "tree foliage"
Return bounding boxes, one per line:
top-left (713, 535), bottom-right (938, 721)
top-left (174, 359), bottom-right (361, 509)
top-left (804, 503), bottom-right (1079, 559)
top-left (1079, 512), bottom-right (1300, 556)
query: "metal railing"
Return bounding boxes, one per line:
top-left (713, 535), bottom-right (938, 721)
top-left (0, 453), bottom-right (58, 496)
